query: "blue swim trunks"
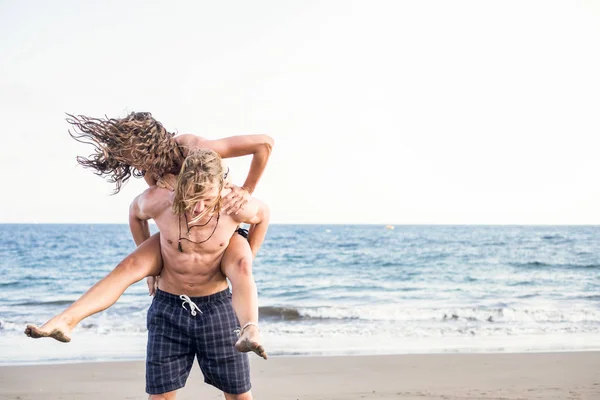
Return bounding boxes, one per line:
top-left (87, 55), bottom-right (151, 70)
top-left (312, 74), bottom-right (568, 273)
top-left (146, 288), bottom-right (251, 395)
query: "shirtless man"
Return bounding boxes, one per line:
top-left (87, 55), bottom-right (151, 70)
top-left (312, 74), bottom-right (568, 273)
top-left (24, 112), bottom-right (271, 360)
top-left (130, 149), bottom-right (269, 399)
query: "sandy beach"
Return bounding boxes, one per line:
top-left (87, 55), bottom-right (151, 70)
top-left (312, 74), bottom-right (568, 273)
top-left (1, 352), bottom-right (598, 399)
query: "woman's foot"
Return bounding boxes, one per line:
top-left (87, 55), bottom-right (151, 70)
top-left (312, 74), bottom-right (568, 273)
top-left (24, 315), bottom-right (73, 343)
top-left (235, 324), bottom-right (267, 360)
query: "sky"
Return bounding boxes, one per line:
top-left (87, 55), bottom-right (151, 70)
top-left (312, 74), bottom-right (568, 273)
top-left (1, 0), bottom-right (599, 224)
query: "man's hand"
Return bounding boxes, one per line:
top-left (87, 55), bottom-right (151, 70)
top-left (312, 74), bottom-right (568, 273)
top-left (222, 184), bottom-right (251, 215)
top-left (147, 276), bottom-right (159, 296)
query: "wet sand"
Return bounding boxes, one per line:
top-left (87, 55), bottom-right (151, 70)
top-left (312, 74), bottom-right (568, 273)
top-left (1, 352), bottom-right (599, 399)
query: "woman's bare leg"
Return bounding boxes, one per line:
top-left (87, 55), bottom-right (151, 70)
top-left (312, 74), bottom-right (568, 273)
top-left (221, 233), bottom-right (266, 359)
top-left (24, 233), bottom-right (163, 342)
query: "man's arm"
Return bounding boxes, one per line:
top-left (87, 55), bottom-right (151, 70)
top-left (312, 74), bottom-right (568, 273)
top-left (128, 188), bottom-right (167, 246)
top-left (176, 134), bottom-right (274, 194)
top-left (232, 198), bottom-right (271, 258)
top-left (129, 193), bottom-right (152, 246)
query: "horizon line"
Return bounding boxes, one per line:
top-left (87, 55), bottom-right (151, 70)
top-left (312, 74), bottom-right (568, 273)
top-left (1, 222), bottom-right (600, 227)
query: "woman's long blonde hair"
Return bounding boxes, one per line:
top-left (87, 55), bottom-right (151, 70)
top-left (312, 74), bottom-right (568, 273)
top-left (173, 149), bottom-right (225, 222)
top-left (67, 112), bottom-right (182, 193)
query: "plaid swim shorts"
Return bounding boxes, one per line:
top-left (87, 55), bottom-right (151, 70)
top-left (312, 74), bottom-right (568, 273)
top-left (146, 288), bottom-right (251, 395)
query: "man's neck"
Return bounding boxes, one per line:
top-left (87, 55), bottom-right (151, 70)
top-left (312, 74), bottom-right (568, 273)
top-left (186, 211), bottom-right (215, 226)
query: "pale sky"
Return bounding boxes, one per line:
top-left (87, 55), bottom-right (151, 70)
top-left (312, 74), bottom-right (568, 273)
top-left (1, 0), bottom-right (599, 224)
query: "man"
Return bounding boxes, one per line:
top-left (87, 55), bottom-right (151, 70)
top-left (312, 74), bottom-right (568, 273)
top-left (129, 149), bottom-right (269, 400)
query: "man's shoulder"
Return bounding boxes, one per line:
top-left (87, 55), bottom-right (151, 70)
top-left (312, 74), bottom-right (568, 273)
top-left (143, 185), bottom-right (170, 198)
top-left (140, 186), bottom-right (172, 216)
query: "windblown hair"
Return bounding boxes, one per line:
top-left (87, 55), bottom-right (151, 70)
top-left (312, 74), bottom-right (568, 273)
top-left (173, 149), bottom-right (225, 222)
top-left (67, 112), bottom-right (182, 193)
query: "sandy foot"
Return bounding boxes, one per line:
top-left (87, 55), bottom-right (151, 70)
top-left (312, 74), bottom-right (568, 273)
top-left (235, 325), bottom-right (267, 360)
top-left (24, 318), bottom-right (72, 343)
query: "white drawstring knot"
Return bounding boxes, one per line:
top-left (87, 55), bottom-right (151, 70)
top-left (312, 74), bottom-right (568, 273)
top-left (180, 294), bottom-right (202, 316)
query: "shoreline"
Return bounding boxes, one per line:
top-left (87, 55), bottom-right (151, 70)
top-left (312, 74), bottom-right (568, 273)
top-left (1, 352), bottom-right (599, 399)
top-left (2, 347), bottom-right (600, 367)
top-left (3, 329), bottom-right (600, 366)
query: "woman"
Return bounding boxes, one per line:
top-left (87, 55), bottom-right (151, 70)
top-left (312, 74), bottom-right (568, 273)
top-left (24, 112), bottom-right (273, 359)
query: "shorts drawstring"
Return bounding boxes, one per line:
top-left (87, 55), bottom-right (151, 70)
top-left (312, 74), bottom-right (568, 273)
top-left (180, 294), bottom-right (202, 316)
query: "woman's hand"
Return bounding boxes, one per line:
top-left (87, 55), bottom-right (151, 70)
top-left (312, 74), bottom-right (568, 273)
top-left (222, 184), bottom-right (251, 215)
top-left (147, 276), bottom-right (159, 296)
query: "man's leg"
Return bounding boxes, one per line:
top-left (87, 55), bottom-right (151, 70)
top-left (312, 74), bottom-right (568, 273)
top-left (25, 234), bottom-right (163, 342)
top-left (196, 290), bottom-right (252, 397)
top-left (224, 391), bottom-right (252, 400)
top-left (220, 233), bottom-right (266, 359)
top-left (146, 290), bottom-right (195, 396)
top-left (149, 391), bottom-right (177, 400)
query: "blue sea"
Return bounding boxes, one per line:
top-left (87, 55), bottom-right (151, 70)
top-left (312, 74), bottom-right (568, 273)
top-left (1, 224), bottom-right (599, 365)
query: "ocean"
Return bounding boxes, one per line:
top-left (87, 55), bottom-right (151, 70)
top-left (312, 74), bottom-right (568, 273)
top-left (1, 224), bottom-right (599, 365)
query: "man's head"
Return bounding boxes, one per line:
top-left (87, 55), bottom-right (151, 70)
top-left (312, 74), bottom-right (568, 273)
top-left (173, 149), bottom-right (225, 222)
top-left (68, 112), bottom-right (181, 193)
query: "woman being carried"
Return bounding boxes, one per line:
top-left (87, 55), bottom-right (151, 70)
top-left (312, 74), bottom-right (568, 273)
top-left (24, 112), bottom-right (273, 359)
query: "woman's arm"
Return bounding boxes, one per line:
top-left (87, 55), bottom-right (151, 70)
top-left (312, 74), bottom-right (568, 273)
top-left (176, 134), bottom-right (274, 194)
